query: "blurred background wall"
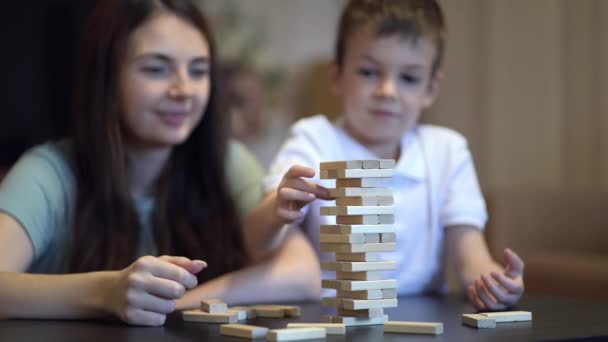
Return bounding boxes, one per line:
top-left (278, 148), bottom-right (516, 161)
top-left (1, 0), bottom-right (606, 300)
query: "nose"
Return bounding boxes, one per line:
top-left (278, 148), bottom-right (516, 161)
top-left (168, 69), bottom-right (193, 99)
top-left (375, 76), bottom-right (397, 100)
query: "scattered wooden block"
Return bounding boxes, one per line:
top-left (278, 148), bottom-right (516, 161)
top-left (321, 224), bottom-right (396, 234)
top-left (319, 233), bottom-right (365, 244)
top-left (267, 327), bottom-right (326, 341)
top-left (249, 305), bottom-right (285, 318)
top-left (336, 289), bottom-right (383, 300)
top-left (331, 314), bottom-right (388, 326)
top-left (336, 178), bottom-right (388, 188)
top-left (276, 305), bottom-right (301, 317)
top-left (200, 299), bottom-right (227, 314)
top-left (462, 314), bottom-right (497, 328)
top-left (320, 242), bottom-right (396, 253)
top-left (336, 270), bottom-right (385, 281)
top-left (479, 311), bottom-right (532, 323)
top-left (342, 298), bottom-right (398, 310)
top-left (226, 308), bottom-right (247, 321)
top-left (321, 205), bottom-right (394, 216)
top-left (230, 306), bottom-right (257, 319)
top-left (286, 323), bottom-right (346, 335)
top-left (182, 310), bottom-right (239, 323)
top-left (220, 324), bottom-right (269, 339)
top-left (328, 187), bottom-right (392, 197)
top-left (384, 321), bottom-right (444, 335)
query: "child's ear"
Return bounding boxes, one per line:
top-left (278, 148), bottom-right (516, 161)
top-left (422, 70), bottom-right (442, 108)
top-left (328, 61), bottom-right (343, 96)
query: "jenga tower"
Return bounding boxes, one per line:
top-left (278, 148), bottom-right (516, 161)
top-left (319, 159), bottom-right (398, 326)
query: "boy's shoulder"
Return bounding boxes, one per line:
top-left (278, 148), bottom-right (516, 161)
top-left (290, 114), bottom-right (336, 135)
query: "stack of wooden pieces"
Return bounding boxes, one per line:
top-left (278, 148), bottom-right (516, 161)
top-left (319, 159), bottom-right (398, 326)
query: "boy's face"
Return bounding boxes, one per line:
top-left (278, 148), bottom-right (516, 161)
top-left (332, 25), bottom-right (439, 146)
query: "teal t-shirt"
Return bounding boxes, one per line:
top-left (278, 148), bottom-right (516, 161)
top-left (0, 140), bottom-right (263, 274)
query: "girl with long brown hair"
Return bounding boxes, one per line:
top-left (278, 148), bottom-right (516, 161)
top-left (0, 0), bottom-right (320, 326)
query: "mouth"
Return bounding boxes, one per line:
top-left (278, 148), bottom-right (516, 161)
top-left (369, 109), bottom-right (400, 118)
top-left (157, 110), bottom-right (189, 127)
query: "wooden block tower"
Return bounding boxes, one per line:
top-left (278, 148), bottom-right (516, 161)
top-left (319, 159), bottom-right (398, 326)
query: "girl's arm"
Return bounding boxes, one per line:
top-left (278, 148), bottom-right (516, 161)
top-left (176, 227), bottom-right (321, 309)
top-left (0, 213), bottom-right (203, 325)
top-left (445, 225), bottom-right (524, 311)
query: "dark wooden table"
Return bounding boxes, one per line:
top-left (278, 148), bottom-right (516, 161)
top-left (1, 295), bottom-right (606, 342)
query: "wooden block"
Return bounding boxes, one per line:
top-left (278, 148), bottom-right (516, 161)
top-left (462, 314), bottom-right (497, 328)
top-left (335, 252), bottom-right (382, 262)
top-left (321, 205), bottom-right (394, 216)
top-left (320, 242), bottom-right (396, 253)
top-left (335, 196), bottom-right (394, 206)
top-left (319, 169), bottom-right (338, 179)
top-left (230, 306), bottom-right (256, 319)
top-left (336, 270), bottom-right (385, 281)
top-left (321, 260), bottom-right (396, 272)
top-left (320, 160), bottom-right (362, 170)
top-left (379, 159), bottom-right (396, 169)
top-left (250, 305), bottom-right (285, 318)
top-left (322, 297), bottom-right (343, 307)
top-left (287, 323), bottom-right (346, 335)
top-left (220, 324), bottom-right (268, 339)
top-left (362, 160), bottom-right (381, 169)
top-left (335, 215), bottom-right (378, 225)
top-left (182, 310), bottom-right (238, 323)
top-left (336, 178), bottom-right (388, 188)
top-left (332, 314), bottom-right (388, 326)
top-left (380, 233), bottom-right (396, 243)
top-left (337, 307), bottom-right (384, 318)
top-left (226, 308), bottom-right (247, 321)
top-left (276, 305), bottom-right (301, 317)
top-left (321, 224), bottom-right (396, 234)
top-left (319, 233), bottom-right (365, 244)
top-left (384, 321), bottom-right (444, 335)
top-left (342, 298), bottom-right (398, 310)
top-left (325, 279), bottom-right (397, 291)
top-left (378, 214), bottom-right (394, 224)
top-left (479, 311), bottom-right (532, 322)
top-left (267, 327), bottom-right (326, 341)
top-left (332, 168), bottom-right (394, 179)
top-left (364, 233), bottom-right (380, 243)
top-left (328, 187), bottom-right (392, 197)
top-left (200, 299), bottom-right (227, 314)
top-left (382, 288), bottom-right (397, 299)
top-left (337, 289), bottom-right (383, 300)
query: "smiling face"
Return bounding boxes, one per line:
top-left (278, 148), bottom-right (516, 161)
top-left (119, 11), bottom-right (211, 150)
top-left (332, 24), bottom-right (440, 147)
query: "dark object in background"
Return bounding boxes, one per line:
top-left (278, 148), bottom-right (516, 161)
top-left (0, 1), bottom-right (96, 168)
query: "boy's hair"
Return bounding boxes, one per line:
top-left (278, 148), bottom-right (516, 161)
top-left (335, 0), bottom-right (446, 75)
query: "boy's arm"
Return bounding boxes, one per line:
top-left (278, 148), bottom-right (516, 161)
top-left (445, 225), bottom-right (524, 311)
top-left (176, 227), bottom-right (321, 309)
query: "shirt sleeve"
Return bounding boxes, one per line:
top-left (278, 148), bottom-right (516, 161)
top-left (440, 137), bottom-right (488, 230)
top-left (226, 140), bottom-right (265, 224)
top-left (0, 146), bottom-right (70, 258)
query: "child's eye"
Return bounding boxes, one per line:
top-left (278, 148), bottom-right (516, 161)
top-left (357, 67), bottom-right (378, 78)
top-left (189, 65), bottom-right (209, 79)
top-left (400, 74), bottom-right (420, 84)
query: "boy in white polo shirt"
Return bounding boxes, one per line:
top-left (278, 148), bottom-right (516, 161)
top-left (245, 0), bottom-right (524, 310)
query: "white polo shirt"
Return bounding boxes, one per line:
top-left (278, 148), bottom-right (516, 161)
top-left (264, 115), bottom-right (487, 295)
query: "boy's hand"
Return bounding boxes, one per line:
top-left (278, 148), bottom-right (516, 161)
top-left (108, 255), bottom-right (206, 326)
top-left (467, 248), bottom-right (525, 311)
top-left (276, 165), bottom-right (331, 224)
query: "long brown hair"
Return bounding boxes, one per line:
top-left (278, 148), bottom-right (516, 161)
top-left (69, 0), bottom-right (245, 281)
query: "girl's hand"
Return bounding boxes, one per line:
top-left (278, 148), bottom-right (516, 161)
top-left (107, 255), bottom-right (206, 326)
top-left (467, 248), bottom-right (525, 311)
top-left (275, 165), bottom-right (331, 223)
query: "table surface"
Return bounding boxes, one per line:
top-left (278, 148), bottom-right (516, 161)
top-left (1, 294), bottom-right (607, 342)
